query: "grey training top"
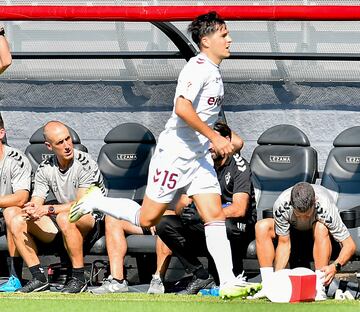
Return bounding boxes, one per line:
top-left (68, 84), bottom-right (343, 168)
top-left (0, 145), bottom-right (31, 200)
top-left (273, 184), bottom-right (350, 242)
top-left (32, 149), bottom-right (106, 204)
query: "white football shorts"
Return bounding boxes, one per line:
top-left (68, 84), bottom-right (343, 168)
top-left (145, 148), bottom-right (220, 203)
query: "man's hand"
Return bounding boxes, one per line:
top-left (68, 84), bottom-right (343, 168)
top-left (320, 264), bottom-right (337, 286)
top-left (180, 205), bottom-right (201, 225)
top-left (23, 202), bottom-right (47, 221)
top-left (211, 133), bottom-right (234, 158)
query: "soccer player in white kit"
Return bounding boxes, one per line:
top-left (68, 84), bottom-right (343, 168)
top-left (70, 12), bottom-right (251, 298)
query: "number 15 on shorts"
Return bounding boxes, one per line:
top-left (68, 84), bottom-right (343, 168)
top-left (153, 169), bottom-right (179, 190)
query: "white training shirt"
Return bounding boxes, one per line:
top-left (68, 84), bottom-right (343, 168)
top-left (0, 146), bottom-right (31, 199)
top-left (156, 53), bottom-right (224, 160)
top-left (273, 184), bottom-right (350, 242)
top-left (32, 149), bottom-right (106, 204)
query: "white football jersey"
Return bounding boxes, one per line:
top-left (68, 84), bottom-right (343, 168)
top-left (157, 53), bottom-right (224, 160)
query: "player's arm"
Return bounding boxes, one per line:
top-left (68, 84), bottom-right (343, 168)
top-left (0, 190), bottom-right (29, 208)
top-left (321, 236), bottom-right (356, 285)
top-left (274, 234), bottom-right (291, 271)
top-left (175, 96), bottom-right (233, 157)
top-left (231, 131), bottom-right (244, 152)
top-left (0, 27), bottom-right (11, 74)
top-left (222, 192), bottom-right (249, 218)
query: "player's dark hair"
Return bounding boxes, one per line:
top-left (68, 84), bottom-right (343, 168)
top-left (213, 120), bottom-right (232, 140)
top-left (188, 11), bottom-right (226, 47)
top-left (0, 113), bottom-right (4, 129)
top-left (290, 182), bottom-right (316, 213)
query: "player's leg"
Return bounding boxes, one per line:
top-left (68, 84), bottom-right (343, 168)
top-left (70, 149), bottom-right (173, 226)
top-left (255, 218), bottom-right (277, 291)
top-left (56, 212), bottom-right (95, 293)
top-left (313, 221), bottom-right (332, 301)
top-left (0, 206), bottom-right (23, 291)
top-left (11, 215), bottom-right (57, 292)
top-left (193, 193), bottom-right (261, 299)
top-left (192, 193), bottom-right (234, 283)
top-left (156, 214), bottom-right (213, 295)
top-left (255, 218), bottom-right (276, 268)
top-left (69, 185), bottom-right (141, 224)
top-left (147, 236), bottom-right (172, 294)
top-left (91, 217), bottom-right (142, 294)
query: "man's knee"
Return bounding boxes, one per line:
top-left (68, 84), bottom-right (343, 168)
top-left (10, 214), bottom-right (27, 237)
top-left (156, 215), bottom-right (181, 237)
top-left (3, 206), bottom-right (21, 225)
top-left (255, 218), bottom-right (274, 238)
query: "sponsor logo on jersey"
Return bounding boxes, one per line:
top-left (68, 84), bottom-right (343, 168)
top-left (116, 154), bottom-right (137, 161)
top-left (41, 153), bottom-right (53, 161)
top-left (345, 156), bottom-right (360, 164)
top-left (207, 96), bottom-right (223, 106)
top-left (196, 57), bottom-right (205, 64)
top-left (270, 155), bottom-right (291, 163)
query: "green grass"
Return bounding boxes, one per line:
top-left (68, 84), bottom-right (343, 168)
top-left (0, 293), bottom-right (359, 312)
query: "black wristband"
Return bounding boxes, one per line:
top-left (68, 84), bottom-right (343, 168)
top-left (334, 262), bottom-right (342, 272)
top-left (0, 27), bottom-right (5, 36)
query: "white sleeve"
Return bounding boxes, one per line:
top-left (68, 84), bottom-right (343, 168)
top-left (176, 65), bottom-right (206, 103)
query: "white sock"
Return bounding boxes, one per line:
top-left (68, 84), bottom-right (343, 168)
top-left (95, 197), bottom-right (141, 226)
top-left (260, 267), bottom-right (274, 285)
top-left (204, 221), bottom-right (235, 285)
top-left (260, 267), bottom-right (274, 292)
top-left (315, 269), bottom-right (325, 291)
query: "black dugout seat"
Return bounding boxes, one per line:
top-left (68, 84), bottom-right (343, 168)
top-left (250, 124), bottom-right (318, 220)
top-left (244, 124), bottom-right (318, 268)
top-left (93, 123), bottom-right (157, 282)
top-left (320, 126), bottom-right (360, 256)
top-left (96, 122), bottom-right (156, 202)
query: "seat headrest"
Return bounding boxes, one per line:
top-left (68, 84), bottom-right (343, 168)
top-left (29, 126), bottom-right (82, 144)
top-left (104, 123), bottom-right (156, 144)
top-left (257, 124), bottom-right (310, 146)
top-left (333, 126), bottom-right (360, 147)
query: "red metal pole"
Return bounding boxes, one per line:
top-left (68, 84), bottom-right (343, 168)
top-left (0, 5), bottom-right (359, 21)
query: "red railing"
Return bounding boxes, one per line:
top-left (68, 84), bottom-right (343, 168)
top-left (0, 5), bottom-right (359, 21)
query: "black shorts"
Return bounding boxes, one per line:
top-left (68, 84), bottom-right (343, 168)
top-left (287, 227), bottom-right (341, 269)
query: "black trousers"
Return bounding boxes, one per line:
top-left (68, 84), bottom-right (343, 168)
top-left (156, 215), bottom-right (254, 284)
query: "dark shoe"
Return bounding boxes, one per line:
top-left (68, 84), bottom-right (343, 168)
top-left (61, 277), bottom-right (87, 293)
top-left (16, 278), bottom-right (50, 293)
top-left (177, 275), bottom-right (215, 295)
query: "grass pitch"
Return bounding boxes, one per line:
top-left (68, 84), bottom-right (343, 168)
top-left (0, 293), bottom-right (359, 312)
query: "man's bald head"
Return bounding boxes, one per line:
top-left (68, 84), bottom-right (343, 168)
top-left (43, 121), bottom-right (69, 143)
top-left (43, 121), bottom-right (74, 163)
